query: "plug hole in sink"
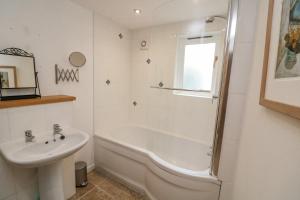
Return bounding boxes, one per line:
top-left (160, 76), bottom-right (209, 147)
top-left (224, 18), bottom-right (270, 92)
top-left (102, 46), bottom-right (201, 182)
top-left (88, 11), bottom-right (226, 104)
top-left (45, 141), bottom-right (49, 144)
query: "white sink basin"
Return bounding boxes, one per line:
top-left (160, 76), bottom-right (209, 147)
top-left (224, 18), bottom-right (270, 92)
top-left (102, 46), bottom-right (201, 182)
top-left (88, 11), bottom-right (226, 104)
top-left (0, 128), bottom-right (89, 200)
top-left (0, 128), bottom-right (89, 168)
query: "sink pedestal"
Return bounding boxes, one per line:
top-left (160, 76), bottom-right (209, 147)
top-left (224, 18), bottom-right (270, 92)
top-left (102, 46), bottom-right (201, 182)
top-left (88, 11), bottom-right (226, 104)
top-left (38, 161), bottom-right (64, 200)
top-left (0, 129), bottom-right (89, 199)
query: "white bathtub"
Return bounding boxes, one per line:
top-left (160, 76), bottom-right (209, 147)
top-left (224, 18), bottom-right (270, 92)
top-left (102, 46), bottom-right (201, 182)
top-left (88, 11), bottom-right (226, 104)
top-left (94, 125), bottom-right (221, 200)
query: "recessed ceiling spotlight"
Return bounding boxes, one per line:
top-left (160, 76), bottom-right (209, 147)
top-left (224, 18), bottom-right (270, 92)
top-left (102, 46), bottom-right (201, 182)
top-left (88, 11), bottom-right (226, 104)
top-left (134, 9), bottom-right (142, 15)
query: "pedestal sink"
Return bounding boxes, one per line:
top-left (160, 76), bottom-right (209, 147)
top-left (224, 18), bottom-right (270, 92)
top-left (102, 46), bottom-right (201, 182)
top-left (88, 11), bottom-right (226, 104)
top-left (0, 128), bottom-right (89, 200)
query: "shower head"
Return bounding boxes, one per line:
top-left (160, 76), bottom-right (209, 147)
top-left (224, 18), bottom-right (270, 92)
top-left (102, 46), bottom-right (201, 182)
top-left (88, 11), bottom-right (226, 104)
top-left (205, 15), bottom-right (227, 23)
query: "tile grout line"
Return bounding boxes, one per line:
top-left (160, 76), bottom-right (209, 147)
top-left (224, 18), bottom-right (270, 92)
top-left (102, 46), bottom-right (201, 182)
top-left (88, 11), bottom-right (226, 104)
top-left (75, 172), bottom-right (145, 200)
top-left (94, 185), bottom-right (116, 200)
top-left (77, 186), bottom-right (96, 200)
top-left (76, 174), bottom-right (110, 200)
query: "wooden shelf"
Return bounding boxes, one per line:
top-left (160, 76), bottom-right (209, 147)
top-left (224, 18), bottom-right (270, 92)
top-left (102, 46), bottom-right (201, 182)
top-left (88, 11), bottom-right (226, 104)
top-left (0, 95), bottom-right (76, 109)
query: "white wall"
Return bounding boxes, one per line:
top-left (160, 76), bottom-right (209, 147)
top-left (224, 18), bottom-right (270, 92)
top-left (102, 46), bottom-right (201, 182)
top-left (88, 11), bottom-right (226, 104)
top-left (93, 13), bottom-right (131, 134)
top-left (0, 0), bottom-right (94, 168)
top-left (218, 0), bottom-right (259, 199)
top-left (0, 0), bottom-right (94, 199)
top-left (231, 0), bottom-right (300, 200)
top-left (93, 14), bottom-right (227, 146)
top-left (130, 20), bottom-right (226, 144)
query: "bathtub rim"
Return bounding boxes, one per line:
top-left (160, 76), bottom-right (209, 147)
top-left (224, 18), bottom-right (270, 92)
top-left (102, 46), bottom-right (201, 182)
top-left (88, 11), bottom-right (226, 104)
top-left (106, 123), bottom-right (213, 147)
top-left (94, 133), bottom-right (220, 186)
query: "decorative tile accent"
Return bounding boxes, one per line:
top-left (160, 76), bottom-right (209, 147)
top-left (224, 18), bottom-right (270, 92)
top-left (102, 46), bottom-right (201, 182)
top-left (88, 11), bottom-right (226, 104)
top-left (106, 80), bottom-right (111, 85)
top-left (158, 82), bottom-right (164, 88)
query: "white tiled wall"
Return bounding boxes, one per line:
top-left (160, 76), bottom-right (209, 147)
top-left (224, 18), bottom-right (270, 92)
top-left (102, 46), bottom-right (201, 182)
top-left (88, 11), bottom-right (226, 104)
top-left (93, 13), bottom-right (132, 134)
top-left (218, 0), bottom-right (259, 199)
top-left (92, 7), bottom-right (230, 147)
top-left (231, 0), bottom-right (300, 199)
top-left (0, 102), bottom-right (73, 200)
top-left (129, 20), bottom-right (226, 144)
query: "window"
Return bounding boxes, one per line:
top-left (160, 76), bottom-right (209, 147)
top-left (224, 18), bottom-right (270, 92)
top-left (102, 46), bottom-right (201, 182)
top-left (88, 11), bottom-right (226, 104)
top-left (174, 36), bottom-right (220, 97)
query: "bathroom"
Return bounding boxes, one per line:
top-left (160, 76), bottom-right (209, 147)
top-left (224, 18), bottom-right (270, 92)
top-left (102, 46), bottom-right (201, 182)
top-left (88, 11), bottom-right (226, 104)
top-left (1, 0), bottom-right (300, 200)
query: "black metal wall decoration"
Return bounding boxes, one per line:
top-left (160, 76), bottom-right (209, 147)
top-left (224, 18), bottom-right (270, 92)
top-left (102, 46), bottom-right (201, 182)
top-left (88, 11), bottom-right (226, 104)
top-left (55, 64), bottom-right (79, 84)
top-left (55, 52), bottom-right (86, 84)
top-left (0, 47), bottom-right (33, 57)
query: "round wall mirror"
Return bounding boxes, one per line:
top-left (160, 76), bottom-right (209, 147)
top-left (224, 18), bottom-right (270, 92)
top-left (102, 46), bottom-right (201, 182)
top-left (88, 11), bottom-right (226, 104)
top-left (69, 52), bottom-right (86, 68)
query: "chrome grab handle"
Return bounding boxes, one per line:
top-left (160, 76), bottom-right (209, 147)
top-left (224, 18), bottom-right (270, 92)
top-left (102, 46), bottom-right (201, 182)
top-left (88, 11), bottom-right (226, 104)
top-left (150, 86), bottom-right (210, 93)
top-left (151, 85), bottom-right (219, 103)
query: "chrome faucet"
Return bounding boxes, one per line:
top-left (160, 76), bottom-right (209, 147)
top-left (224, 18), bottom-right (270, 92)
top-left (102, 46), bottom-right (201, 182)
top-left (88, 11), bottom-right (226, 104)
top-left (25, 130), bottom-right (35, 143)
top-left (53, 124), bottom-right (65, 141)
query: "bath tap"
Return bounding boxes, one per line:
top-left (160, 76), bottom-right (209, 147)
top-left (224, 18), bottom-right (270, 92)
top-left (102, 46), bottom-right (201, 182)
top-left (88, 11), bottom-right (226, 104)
top-left (207, 146), bottom-right (213, 156)
top-left (53, 124), bottom-right (66, 141)
top-left (25, 130), bottom-right (35, 143)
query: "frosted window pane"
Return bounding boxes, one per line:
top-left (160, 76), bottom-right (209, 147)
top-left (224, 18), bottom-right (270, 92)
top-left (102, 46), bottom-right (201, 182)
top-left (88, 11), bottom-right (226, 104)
top-left (183, 43), bottom-right (216, 91)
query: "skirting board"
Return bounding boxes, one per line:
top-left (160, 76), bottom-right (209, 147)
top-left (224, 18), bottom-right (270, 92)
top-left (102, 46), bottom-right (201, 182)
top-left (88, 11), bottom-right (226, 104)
top-left (87, 163), bottom-right (96, 173)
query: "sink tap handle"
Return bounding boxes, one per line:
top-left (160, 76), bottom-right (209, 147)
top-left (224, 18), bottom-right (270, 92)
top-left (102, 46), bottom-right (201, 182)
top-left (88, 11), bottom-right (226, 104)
top-left (25, 130), bottom-right (32, 137)
top-left (53, 124), bottom-right (60, 128)
top-left (25, 130), bottom-right (35, 142)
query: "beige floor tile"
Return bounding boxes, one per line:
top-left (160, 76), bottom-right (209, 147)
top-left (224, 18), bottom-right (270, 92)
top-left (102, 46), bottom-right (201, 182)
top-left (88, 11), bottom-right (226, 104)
top-left (81, 188), bottom-right (114, 200)
top-left (75, 183), bottom-right (96, 199)
top-left (88, 171), bottom-right (108, 186)
top-left (69, 171), bottom-right (146, 200)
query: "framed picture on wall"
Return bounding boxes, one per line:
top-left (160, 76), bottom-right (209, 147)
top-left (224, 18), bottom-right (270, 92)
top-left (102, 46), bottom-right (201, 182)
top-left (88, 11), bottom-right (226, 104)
top-left (261, 0), bottom-right (300, 119)
top-left (0, 66), bottom-right (17, 88)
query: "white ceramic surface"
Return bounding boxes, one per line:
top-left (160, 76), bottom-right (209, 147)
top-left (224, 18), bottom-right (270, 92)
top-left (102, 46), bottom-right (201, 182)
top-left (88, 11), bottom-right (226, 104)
top-left (95, 125), bottom-right (220, 200)
top-left (100, 125), bottom-right (212, 172)
top-left (0, 128), bottom-right (89, 168)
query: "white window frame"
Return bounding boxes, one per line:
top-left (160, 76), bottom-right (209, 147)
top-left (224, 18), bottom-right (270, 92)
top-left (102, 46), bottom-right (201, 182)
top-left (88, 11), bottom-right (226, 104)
top-left (174, 33), bottom-right (223, 98)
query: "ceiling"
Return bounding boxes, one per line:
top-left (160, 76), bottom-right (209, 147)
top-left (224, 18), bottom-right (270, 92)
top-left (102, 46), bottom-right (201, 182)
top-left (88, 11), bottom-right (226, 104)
top-left (71, 0), bottom-right (229, 30)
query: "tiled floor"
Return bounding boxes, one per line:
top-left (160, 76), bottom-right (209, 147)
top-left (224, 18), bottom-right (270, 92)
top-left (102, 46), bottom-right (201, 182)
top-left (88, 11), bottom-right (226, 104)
top-left (69, 171), bottom-right (147, 200)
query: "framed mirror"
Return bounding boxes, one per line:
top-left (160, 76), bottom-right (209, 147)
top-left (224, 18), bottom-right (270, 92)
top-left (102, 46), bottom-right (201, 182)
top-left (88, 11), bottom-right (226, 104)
top-left (0, 48), bottom-right (40, 100)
